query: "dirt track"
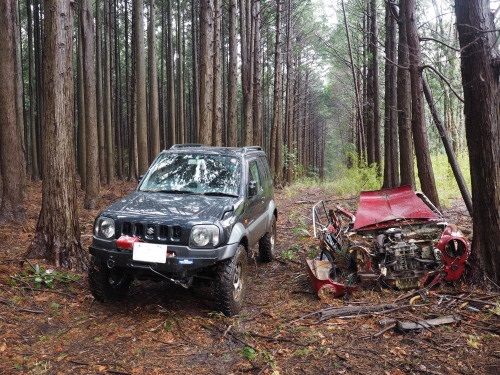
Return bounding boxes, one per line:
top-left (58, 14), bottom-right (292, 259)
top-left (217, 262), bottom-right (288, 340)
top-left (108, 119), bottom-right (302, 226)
top-left (0, 181), bottom-right (499, 374)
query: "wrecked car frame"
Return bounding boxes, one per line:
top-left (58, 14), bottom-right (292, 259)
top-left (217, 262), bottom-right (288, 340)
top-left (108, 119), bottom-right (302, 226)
top-left (308, 186), bottom-right (470, 297)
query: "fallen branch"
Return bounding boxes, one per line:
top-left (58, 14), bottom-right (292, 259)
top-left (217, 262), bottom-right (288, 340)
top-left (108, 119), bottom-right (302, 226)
top-left (317, 303), bottom-right (398, 321)
top-left (438, 294), bottom-right (499, 306)
top-left (396, 315), bottom-right (460, 331)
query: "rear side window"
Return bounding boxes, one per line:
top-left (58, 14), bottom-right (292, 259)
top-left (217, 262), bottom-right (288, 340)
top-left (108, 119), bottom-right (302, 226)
top-left (249, 160), bottom-right (262, 192)
top-left (257, 157), bottom-right (271, 186)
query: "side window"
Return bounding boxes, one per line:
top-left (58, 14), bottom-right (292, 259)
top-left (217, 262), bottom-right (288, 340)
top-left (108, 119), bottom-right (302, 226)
top-left (249, 160), bottom-right (262, 194)
top-left (257, 157), bottom-right (271, 185)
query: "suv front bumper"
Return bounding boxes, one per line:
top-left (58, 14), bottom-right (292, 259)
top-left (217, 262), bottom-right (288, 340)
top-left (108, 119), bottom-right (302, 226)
top-left (89, 241), bottom-right (240, 276)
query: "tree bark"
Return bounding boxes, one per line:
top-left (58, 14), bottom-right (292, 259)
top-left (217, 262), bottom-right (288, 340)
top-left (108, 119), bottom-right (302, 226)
top-left (382, 2), bottom-right (399, 188)
top-left (404, 0), bottom-right (440, 207)
top-left (26, 0), bottom-right (39, 180)
top-left (77, 15), bottom-right (87, 190)
top-left (212, 0), bottom-right (223, 146)
top-left (166, 0), bottom-right (176, 145)
top-left (80, 0), bottom-right (100, 209)
top-left (148, 0), bottom-right (160, 159)
top-left (198, 0), bottom-right (214, 145)
top-left (0, 0), bottom-right (25, 222)
top-left (104, 0), bottom-right (114, 183)
top-left (177, 0), bottom-right (185, 144)
top-left (270, 0), bottom-right (283, 183)
top-left (455, 0), bottom-right (500, 283)
top-left (366, 0), bottom-right (380, 167)
top-left (134, 0), bottom-right (149, 174)
top-left (396, 0), bottom-right (415, 187)
top-left (227, 0), bottom-right (238, 147)
top-left (96, 1), bottom-right (106, 182)
top-left (190, 0), bottom-right (200, 142)
top-left (240, 0), bottom-right (254, 145)
top-left (253, 0), bottom-right (263, 148)
top-left (27, 0), bottom-right (86, 271)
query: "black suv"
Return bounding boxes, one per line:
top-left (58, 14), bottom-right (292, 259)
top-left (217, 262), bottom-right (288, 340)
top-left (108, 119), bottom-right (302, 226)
top-left (89, 145), bottom-right (277, 316)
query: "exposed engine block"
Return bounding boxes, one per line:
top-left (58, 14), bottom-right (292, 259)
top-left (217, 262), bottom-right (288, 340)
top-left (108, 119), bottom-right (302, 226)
top-left (374, 227), bottom-right (442, 289)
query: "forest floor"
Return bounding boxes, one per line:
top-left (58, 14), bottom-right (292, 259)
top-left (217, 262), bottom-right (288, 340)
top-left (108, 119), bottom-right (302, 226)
top-left (0, 181), bottom-right (499, 375)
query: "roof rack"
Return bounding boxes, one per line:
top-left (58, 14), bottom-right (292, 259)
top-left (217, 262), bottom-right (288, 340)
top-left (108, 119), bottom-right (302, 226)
top-left (170, 143), bottom-right (203, 149)
top-left (242, 146), bottom-right (263, 153)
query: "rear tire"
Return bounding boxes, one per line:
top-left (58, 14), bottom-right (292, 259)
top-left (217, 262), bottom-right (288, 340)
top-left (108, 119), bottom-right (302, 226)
top-left (214, 245), bottom-right (247, 316)
top-left (259, 216), bottom-right (276, 262)
top-left (88, 256), bottom-right (132, 302)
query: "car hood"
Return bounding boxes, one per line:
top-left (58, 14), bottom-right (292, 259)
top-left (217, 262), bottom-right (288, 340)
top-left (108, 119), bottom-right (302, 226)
top-left (353, 185), bottom-right (439, 230)
top-left (103, 191), bottom-right (239, 223)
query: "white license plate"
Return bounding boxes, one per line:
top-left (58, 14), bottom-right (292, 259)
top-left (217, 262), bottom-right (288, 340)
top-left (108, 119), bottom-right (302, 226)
top-left (132, 242), bottom-right (168, 264)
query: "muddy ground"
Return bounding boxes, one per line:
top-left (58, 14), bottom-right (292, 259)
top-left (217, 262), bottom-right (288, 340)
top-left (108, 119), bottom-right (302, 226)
top-left (0, 181), bottom-right (499, 374)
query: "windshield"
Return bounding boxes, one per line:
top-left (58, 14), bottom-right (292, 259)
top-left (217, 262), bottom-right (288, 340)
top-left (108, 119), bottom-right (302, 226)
top-left (139, 153), bottom-right (242, 196)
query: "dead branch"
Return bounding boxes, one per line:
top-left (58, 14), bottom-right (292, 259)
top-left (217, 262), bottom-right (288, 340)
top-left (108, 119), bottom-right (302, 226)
top-left (421, 64), bottom-right (464, 103)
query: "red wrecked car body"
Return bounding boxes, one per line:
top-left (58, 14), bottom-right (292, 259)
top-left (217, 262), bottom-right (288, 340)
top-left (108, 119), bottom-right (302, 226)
top-left (308, 186), bottom-right (470, 297)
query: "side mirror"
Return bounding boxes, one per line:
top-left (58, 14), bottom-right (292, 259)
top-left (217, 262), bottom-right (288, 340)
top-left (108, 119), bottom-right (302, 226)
top-left (248, 180), bottom-right (258, 197)
top-left (137, 174), bottom-right (144, 182)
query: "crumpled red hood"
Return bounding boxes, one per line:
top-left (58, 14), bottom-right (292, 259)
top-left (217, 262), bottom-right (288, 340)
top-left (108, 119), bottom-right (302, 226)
top-left (353, 185), bottom-right (439, 230)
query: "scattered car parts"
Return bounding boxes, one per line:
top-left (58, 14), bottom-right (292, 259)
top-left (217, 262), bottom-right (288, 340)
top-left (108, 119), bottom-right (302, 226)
top-left (308, 185), bottom-right (471, 297)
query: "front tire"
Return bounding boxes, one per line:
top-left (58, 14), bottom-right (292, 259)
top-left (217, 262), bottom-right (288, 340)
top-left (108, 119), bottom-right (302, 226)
top-left (259, 216), bottom-right (276, 262)
top-left (88, 256), bottom-right (132, 302)
top-left (214, 245), bottom-right (247, 316)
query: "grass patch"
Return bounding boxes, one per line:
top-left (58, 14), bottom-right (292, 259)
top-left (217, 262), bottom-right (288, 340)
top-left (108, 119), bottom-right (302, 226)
top-left (285, 153), bottom-right (470, 208)
top-left (12, 264), bottom-right (80, 289)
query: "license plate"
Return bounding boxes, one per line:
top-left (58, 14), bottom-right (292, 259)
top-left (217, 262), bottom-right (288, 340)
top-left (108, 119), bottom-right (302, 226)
top-left (132, 242), bottom-right (168, 264)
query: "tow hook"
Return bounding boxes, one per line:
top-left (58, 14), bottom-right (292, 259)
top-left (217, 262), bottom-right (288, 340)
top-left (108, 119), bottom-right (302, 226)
top-left (107, 258), bottom-right (116, 269)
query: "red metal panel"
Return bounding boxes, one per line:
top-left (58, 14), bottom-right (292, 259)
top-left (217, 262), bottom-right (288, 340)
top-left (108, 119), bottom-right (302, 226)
top-left (353, 185), bottom-right (438, 230)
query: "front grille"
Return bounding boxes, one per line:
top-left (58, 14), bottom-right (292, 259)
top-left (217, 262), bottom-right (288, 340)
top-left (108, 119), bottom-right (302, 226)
top-left (118, 221), bottom-right (183, 243)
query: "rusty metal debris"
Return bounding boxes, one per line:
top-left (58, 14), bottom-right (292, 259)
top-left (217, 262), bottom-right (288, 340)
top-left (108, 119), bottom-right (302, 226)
top-left (307, 186), bottom-right (471, 298)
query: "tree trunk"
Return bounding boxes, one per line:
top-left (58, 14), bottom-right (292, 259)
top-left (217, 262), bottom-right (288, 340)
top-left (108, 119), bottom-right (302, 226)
top-left (114, 0), bottom-right (124, 179)
top-left (270, 0), bottom-right (283, 183)
top-left (253, 0), bottom-right (263, 148)
top-left (80, 0), bottom-right (100, 209)
top-left (96, 1), bottom-right (106, 182)
top-left (227, 0), bottom-right (238, 147)
top-left (191, 0), bottom-right (200, 142)
top-left (382, 2), bottom-right (399, 188)
top-left (26, 0), bottom-right (39, 180)
top-left (212, 0), bottom-right (223, 146)
top-left (104, 0), bottom-right (114, 183)
top-left (422, 79), bottom-right (473, 215)
top-left (148, 0), bottom-right (160, 159)
top-left (366, 0), bottom-right (380, 167)
top-left (27, 0), bottom-right (86, 271)
top-left (177, 0), bottom-right (185, 144)
top-left (455, 0), bottom-right (500, 283)
top-left (396, 0), bottom-right (415, 187)
top-left (166, 0), bottom-right (176, 145)
top-left (198, 0), bottom-right (214, 145)
top-left (0, 0), bottom-right (25, 222)
top-left (404, 0), bottom-right (440, 207)
top-left (13, 0), bottom-right (25, 162)
top-left (77, 12), bottom-right (86, 190)
top-left (134, 0), bottom-right (149, 174)
top-left (240, 0), bottom-right (254, 145)
top-left (341, 0), bottom-right (363, 166)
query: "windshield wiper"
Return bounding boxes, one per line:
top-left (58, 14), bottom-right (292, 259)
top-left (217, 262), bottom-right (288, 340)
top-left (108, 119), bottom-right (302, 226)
top-left (146, 189), bottom-right (196, 194)
top-left (201, 191), bottom-right (239, 197)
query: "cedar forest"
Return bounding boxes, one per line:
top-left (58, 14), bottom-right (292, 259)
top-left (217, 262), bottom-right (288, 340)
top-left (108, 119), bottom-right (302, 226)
top-left (0, 0), bottom-right (499, 373)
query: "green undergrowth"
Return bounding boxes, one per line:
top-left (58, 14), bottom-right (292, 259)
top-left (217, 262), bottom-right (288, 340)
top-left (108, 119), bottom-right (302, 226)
top-left (284, 153), bottom-right (471, 208)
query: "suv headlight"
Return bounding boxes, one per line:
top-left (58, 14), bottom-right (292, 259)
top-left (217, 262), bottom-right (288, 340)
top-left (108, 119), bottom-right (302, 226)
top-left (94, 217), bottom-right (115, 239)
top-left (190, 225), bottom-right (220, 248)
